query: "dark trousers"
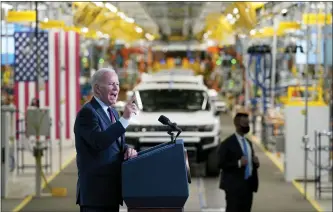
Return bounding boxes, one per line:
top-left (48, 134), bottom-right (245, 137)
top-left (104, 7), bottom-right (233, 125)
top-left (80, 205), bottom-right (119, 212)
top-left (225, 182), bottom-right (253, 212)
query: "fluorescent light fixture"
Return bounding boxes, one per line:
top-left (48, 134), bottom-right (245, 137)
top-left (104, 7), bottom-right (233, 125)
top-left (207, 39), bottom-right (215, 46)
top-left (135, 26), bottom-right (143, 33)
top-left (2, 3), bottom-right (13, 10)
top-left (281, 9), bottom-right (288, 14)
top-left (93, 2), bottom-right (104, 7)
top-left (105, 3), bottom-right (117, 13)
top-left (117, 12), bottom-right (126, 19)
top-left (125, 17), bottom-right (135, 23)
top-left (226, 13), bottom-right (233, 20)
top-left (81, 27), bottom-right (89, 33)
top-left (317, 2), bottom-right (325, 9)
top-left (145, 33), bottom-right (154, 41)
top-left (97, 31), bottom-right (103, 37)
top-left (203, 33), bottom-right (209, 40)
top-left (229, 18), bottom-right (236, 25)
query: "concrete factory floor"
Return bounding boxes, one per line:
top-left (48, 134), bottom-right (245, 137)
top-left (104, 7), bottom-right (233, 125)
top-left (8, 114), bottom-right (317, 212)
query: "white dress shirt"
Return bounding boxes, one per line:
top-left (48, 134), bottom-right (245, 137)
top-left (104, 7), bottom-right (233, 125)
top-left (94, 97), bottom-right (129, 129)
top-left (235, 133), bottom-right (253, 176)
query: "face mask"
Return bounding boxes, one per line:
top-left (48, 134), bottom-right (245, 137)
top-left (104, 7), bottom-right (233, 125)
top-left (240, 126), bottom-right (250, 134)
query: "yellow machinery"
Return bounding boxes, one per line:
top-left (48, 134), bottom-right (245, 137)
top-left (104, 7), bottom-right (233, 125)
top-left (280, 85), bottom-right (326, 106)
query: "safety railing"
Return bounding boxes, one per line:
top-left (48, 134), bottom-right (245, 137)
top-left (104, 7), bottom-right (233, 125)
top-left (16, 117), bottom-right (52, 175)
top-left (1, 106), bottom-right (53, 177)
top-left (303, 130), bottom-right (332, 199)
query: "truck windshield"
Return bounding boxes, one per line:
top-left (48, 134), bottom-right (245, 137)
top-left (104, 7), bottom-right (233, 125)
top-left (138, 89), bottom-right (210, 112)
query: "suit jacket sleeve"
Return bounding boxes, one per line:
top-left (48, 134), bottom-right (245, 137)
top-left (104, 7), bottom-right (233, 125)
top-left (249, 141), bottom-right (260, 168)
top-left (218, 138), bottom-right (239, 170)
top-left (76, 107), bottom-right (126, 151)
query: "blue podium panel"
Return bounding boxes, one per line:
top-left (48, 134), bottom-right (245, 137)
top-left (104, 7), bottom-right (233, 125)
top-left (122, 139), bottom-right (189, 208)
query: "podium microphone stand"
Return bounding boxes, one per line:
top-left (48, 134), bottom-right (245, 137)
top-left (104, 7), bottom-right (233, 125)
top-left (167, 130), bottom-right (175, 143)
top-left (123, 125), bottom-right (189, 212)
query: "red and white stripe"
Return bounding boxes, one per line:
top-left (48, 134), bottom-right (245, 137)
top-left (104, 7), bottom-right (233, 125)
top-left (14, 30), bottom-right (81, 141)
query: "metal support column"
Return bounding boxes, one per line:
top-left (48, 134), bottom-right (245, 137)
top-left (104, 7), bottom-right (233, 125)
top-left (34, 1), bottom-right (43, 198)
top-left (1, 106), bottom-right (17, 198)
top-left (302, 2), bottom-right (312, 199)
top-left (270, 17), bottom-right (278, 108)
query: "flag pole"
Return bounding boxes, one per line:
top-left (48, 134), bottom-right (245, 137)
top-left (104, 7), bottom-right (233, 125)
top-left (58, 8), bottom-right (64, 171)
top-left (33, 1), bottom-right (43, 198)
top-left (35, 3), bottom-right (40, 96)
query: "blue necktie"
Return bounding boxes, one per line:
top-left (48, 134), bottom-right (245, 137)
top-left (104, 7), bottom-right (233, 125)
top-left (242, 137), bottom-right (250, 179)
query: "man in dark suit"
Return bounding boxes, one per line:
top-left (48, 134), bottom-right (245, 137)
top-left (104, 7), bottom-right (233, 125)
top-left (218, 112), bottom-right (260, 212)
top-left (74, 68), bottom-right (138, 212)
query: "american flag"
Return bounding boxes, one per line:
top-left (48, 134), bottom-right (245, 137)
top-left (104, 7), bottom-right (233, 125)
top-left (14, 30), bottom-right (81, 140)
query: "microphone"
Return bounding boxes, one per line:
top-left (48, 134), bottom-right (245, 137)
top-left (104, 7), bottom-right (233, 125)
top-left (158, 115), bottom-right (182, 132)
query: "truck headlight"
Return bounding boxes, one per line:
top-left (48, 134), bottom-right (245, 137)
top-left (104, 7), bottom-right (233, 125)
top-left (199, 125), bottom-right (214, 132)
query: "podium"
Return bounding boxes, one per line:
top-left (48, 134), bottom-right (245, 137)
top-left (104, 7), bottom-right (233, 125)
top-left (122, 139), bottom-right (190, 212)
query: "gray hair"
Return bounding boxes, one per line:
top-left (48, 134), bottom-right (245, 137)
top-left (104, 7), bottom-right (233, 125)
top-left (91, 68), bottom-right (116, 94)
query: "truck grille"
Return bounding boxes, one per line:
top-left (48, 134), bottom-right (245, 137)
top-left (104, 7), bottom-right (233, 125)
top-left (127, 125), bottom-right (213, 132)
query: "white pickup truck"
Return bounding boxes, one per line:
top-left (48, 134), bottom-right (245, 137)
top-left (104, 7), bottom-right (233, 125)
top-left (121, 72), bottom-right (221, 176)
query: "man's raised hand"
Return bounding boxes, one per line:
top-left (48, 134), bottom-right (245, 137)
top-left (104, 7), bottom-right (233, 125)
top-left (122, 95), bottom-right (138, 120)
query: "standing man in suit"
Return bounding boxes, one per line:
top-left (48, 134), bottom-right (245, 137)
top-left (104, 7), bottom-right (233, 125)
top-left (74, 68), bottom-right (138, 212)
top-left (218, 112), bottom-right (260, 212)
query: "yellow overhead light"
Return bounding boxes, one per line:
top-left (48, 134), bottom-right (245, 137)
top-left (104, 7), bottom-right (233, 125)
top-left (6, 11), bottom-right (36, 22)
top-left (72, 1), bottom-right (148, 42)
top-left (40, 20), bottom-right (65, 29)
top-left (200, 1), bottom-right (261, 38)
top-left (250, 2), bottom-right (266, 9)
top-left (64, 26), bottom-right (81, 33)
top-left (203, 13), bottom-right (234, 42)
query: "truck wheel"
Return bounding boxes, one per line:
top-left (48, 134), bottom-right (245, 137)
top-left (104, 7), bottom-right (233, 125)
top-left (206, 148), bottom-right (220, 177)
